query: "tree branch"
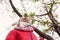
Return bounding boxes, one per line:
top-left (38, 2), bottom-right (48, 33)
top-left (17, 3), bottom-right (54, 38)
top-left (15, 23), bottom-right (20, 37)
top-left (34, 27), bottom-right (54, 40)
top-left (44, 0), bottom-right (60, 36)
top-left (35, 13), bottom-right (48, 17)
top-left (9, 0), bottom-right (22, 17)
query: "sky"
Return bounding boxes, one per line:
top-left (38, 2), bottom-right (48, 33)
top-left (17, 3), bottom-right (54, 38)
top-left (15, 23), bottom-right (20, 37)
top-left (0, 0), bottom-right (60, 40)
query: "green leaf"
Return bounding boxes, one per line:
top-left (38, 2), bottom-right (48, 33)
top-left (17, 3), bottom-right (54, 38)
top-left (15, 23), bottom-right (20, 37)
top-left (31, 19), bottom-right (35, 24)
top-left (54, 2), bottom-right (60, 4)
top-left (29, 12), bottom-right (35, 17)
top-left (33, 0), bottom-right (39, 2)
top-left (35, 0), bottom-right (39, 1)
top-left (40, 20), bottom-right (50, 26)
top-left (24, 13), bottom-right (28, 17)
top-left (12, 22), bottom-right (17, 26)
top-left (55, 14), bottom-right (58, 18)
top-left (43, 27), bottom-right (54, 33)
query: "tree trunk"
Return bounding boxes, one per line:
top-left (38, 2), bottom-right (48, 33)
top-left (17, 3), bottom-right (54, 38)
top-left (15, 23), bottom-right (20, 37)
top-left (34, 27), bottom-right (54, 40)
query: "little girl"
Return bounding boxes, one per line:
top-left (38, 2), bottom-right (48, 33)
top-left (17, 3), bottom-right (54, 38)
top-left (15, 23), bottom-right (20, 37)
top-left (6, 17), bottom-right (44, 40)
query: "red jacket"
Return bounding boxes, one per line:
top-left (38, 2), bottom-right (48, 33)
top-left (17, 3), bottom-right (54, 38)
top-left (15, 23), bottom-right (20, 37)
top-left (6, 29), bottom-right (44, 40)
top-left (6, 29), bottom-right (38, 40)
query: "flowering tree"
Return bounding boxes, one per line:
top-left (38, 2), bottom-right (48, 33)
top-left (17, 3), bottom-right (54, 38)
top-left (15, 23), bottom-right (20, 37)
top-left (0, 0), bottom-right (59, 40)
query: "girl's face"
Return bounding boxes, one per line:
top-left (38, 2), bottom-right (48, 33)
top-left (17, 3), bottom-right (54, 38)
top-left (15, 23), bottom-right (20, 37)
top-left (20, 17), bottom-right (30, 23)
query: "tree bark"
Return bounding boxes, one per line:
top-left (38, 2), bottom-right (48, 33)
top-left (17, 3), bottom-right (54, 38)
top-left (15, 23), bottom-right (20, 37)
top-left (34, 27), bottom-right (54, 40)
top-left (9, 0), bottom-right (22, 17)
